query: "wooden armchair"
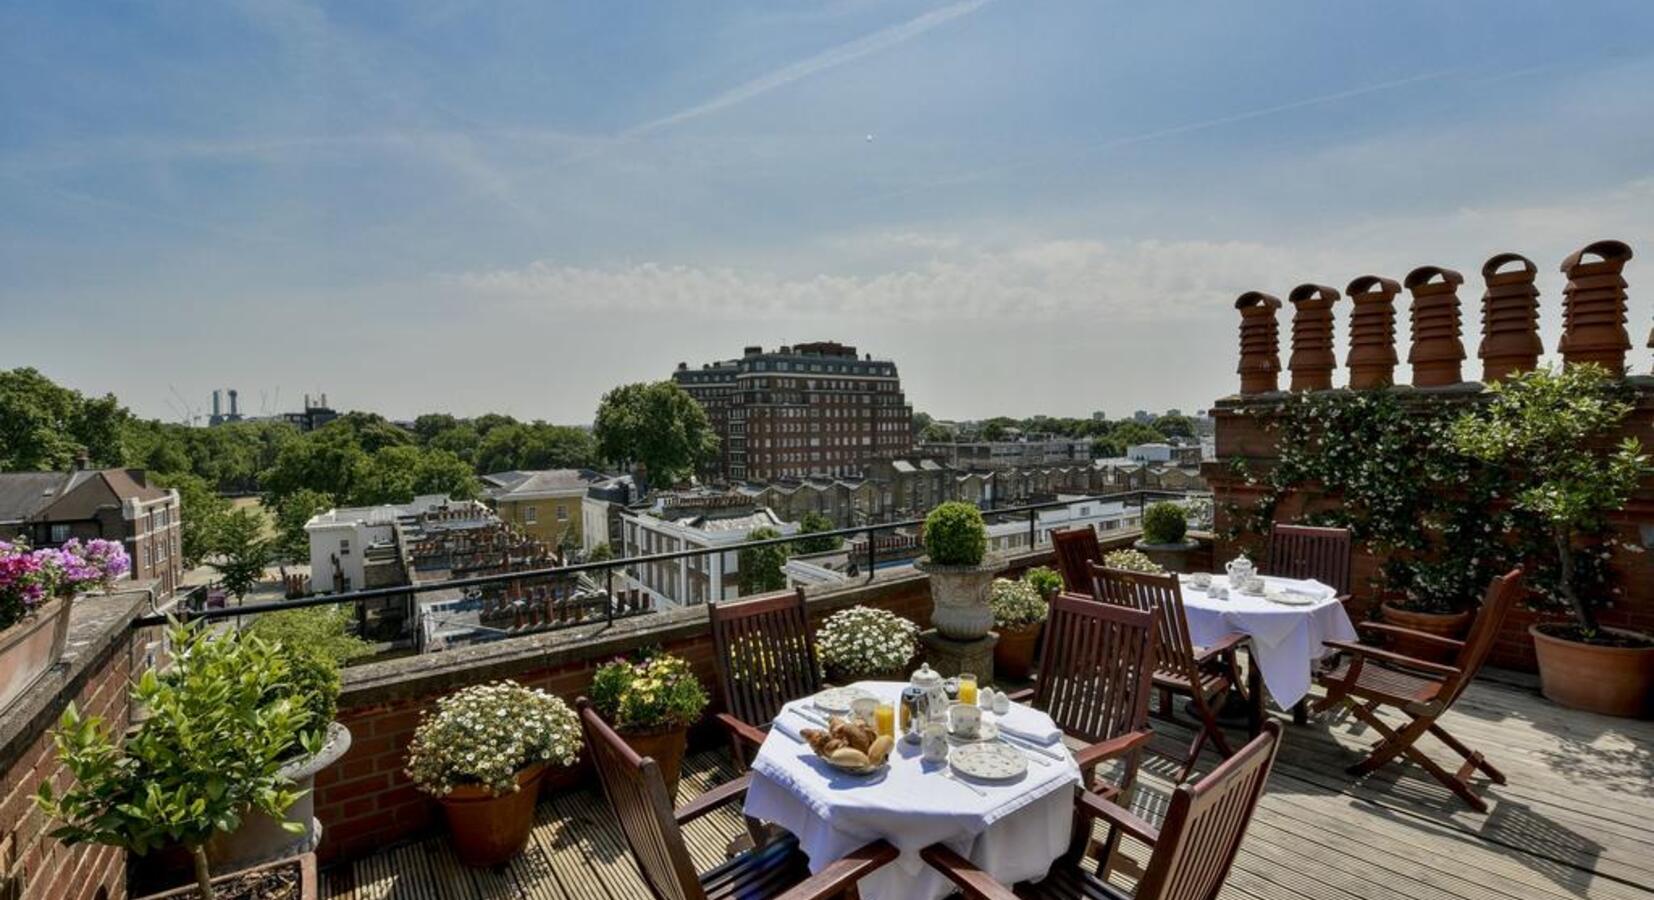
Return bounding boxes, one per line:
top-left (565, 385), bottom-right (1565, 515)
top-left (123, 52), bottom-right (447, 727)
top-left (1051, 526), bottom-right (1103, 595)
top-left (577, 699), bottom-right (896, 900)
top-left (1313, 567), bottom-right (1523, 812)
top-left (1090, 564), bottom-right (1251, 782)
top-left (1266, 523), bottom-right (1352, 602)
top-left (920, 721), bottom-right (1285, 900)
top-left (707, 588), bottom-right (821, 771)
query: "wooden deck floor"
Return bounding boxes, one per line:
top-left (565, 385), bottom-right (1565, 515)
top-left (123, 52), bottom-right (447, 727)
top-left (321, 673), bottom-right (1654, 900)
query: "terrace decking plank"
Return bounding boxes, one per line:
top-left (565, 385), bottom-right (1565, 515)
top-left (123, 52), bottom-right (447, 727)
top-left (322, 679), bottom-right (1654, 900)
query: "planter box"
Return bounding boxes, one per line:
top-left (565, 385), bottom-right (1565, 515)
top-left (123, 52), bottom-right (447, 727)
top-left (137, 853), bottom-right (316, 900)
top-left (0, 596), bottom-right (72, 715)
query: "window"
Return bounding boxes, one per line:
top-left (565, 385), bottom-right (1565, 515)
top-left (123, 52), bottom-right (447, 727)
top-left (524, 505), bottom-right (538, 524)
top-left (50, 523), bottom-right (71, 543)
top-left (556, 505), bottom-right (569, 521)
top-left (339, 538), bottom-right (351, 556)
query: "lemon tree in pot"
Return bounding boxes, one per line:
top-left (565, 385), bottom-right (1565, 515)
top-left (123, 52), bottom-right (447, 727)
top-left (37, 621), bottom-right (319, 900)
top-left (588, 652), bottom-right (708, 801)
top-left (1452, 365), bottom-right (1653, 717)
top-left (406, 680), bottom-right (582, 867)
top-left (989, 578), bottom-right (1048, 680)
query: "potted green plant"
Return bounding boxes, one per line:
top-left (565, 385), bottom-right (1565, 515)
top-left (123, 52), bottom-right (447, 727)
top-left (1452, 364), bottom-right (1654, 717)
top-left (1377, 558), bottom-right (1480, 664)
top-left (1133, 501), bottom-right (1197, 572)
top-left (914, 502), bottom-right (1002, 640)
top-left (815, 605), bottom-right (920, 684)
top-left (37, 622), bottom-right (320, 900)
top-left (1023, 566), bottom-right (1063, 601)
top-left (1102, 548), bottom-right (1166, 575)
top-left (588, 652), bottom-right (708, 799)
top-left (406, 679), bottom-right (582, 867)
top-left (0, 538), bottom-right (128, 715)
top-left (989, 578), bottom-right (1048, 680)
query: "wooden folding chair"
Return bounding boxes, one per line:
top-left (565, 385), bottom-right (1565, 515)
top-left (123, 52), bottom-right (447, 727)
top-left (1090, 564), bottom-right (1250, 782)
top-left (1266, 523), bottom-right (1352, 600)
top-left (1050, 526), bottom-right (1103, 595)
top-left (577, 699), bottom-right (896, 900)
top-left (1313, 567), bottom-right (1523, 812)
top-left (920, 721), bottom-right (1286, 900)
top-left (707, 587), bottom-right (821, 772)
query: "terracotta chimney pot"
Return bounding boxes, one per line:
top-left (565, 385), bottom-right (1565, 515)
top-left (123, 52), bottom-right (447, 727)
top-left (1478, 253), bottom-right (1543, 381)
top-left (1287, 283), bottom-right (1339, 391)
top-left (1234, 291), bottom-right (1283, 394)
top-left (1558, 240), bottom-right (1633, 372)
top-left (1344, 275), bottom-right (1400, 390)
top-left (1404, 266), bottom-right (1467, 387)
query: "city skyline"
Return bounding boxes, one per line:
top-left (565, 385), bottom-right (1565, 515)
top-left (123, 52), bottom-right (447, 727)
top-left (5, 2), bottom-right (1652, 423)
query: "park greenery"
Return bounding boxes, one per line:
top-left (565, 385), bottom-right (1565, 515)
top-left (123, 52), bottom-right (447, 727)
top-left (592, 380), bottom-right (718, 486)
top-left (918, 411), bottom-right (1193, 459)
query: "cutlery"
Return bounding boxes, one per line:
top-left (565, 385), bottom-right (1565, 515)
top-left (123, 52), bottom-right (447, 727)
top-left (996, 731), bottom-right (1067, 761)
top-left (997, 738), bottom-right (1051, 766)
top-left (941, 768), bottom-right (987, 797)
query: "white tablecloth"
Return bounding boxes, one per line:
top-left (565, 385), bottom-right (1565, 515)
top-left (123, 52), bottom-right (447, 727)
top-left (743, 681), bottom-right (1081, 900)
top-left (1180, 575), bottom-right (1357, 708)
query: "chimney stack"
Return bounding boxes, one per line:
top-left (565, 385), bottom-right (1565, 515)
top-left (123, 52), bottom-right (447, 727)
top-left (228, 389), bottom-right (239, 417)
top-left (212, 390), bottom-right (222, 418)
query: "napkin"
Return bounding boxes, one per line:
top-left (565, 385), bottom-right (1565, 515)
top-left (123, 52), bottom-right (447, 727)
top-left (994, 706), bottom-right (1062, 746)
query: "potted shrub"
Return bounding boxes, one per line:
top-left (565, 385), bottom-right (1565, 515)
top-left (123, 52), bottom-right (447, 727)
top-left (989, 578), bottom-right (1047, 680)
top-left (1023, 566), bottom-right (1063, 601)
top-left (1377, 559), bottom-right (1479, 664)
top-left (0, 538), bottom-right (128, 714)
top-left (816, 605), bottom-right (920, 684)
top-left (1452, 364), bottom-right (1654, 717)
top-left (914, 502), bottom-right (1002, 639)
top-left (588, 653), bottom-right (708, 800)
top-left (1133, 501), bottom-right (1197, 572)
top-left (1102, 548), bottom-right (1166, 575)
top-left (38, 622), bottom-right (319, 900)
top-left (407, 680), bottom-right (582, 867)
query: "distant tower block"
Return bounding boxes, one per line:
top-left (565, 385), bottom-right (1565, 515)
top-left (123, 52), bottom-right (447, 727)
top-left (1405, 266), bottom-right (1467, 387)
top-left (1559, 240), bottom-right (1633, 372)
top-left (1234, 291), bottom-right (1282, 394)
top-left (1479, 253), bottom-right (1543, 382)
top-left (1344, 275), bottom-right (1400, 390)
top-left (1287, 283), bottom-right (1339, 391)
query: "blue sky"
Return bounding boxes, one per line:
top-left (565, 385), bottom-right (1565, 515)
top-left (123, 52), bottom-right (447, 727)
top-left (3, 1), bottom-right (1652, 423)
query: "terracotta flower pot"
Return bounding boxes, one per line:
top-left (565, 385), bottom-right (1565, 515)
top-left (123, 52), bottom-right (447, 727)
top-left (437, 762), bottom-right (549, 867)
top-left (0, 596), bottom-right (73, 715)
top-left (1531, 624), bottom-right (1654, 719)
top-left (1379, 602), bottom-right (1473, 665)
top-left (992, 622), bottom-right (1042, 681)
top-left (618, 724), bottom-right (690, 800)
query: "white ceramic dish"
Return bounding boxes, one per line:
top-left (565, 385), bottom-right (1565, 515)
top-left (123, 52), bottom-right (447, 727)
top-left (812, 686), bottom-right (877, 714)
top-left (949, 741), bottom-right (1028, 782)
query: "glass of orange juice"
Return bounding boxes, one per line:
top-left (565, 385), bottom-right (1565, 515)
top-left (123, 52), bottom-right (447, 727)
top-left (957, 673), bottom-right (978, 706)
top-left (874, 702), bottom-right (895, 738)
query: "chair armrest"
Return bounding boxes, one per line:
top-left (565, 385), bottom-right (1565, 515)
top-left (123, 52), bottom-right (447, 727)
top-left (1075, 790), bottom-right (1161, 847)
top-left (673, 772), bottom-right (751, 826)
top-left (714, 711), bottom-right (769, 750)
top-left (1321, 641), bottom-right (1460, 680)
top-left (1073, 729), bottom-right (1153, 773)
top-left (1194, 631), bottom-right (1249, 663)
top-left (773, 840), bottom-right (899, 900)
top-left (919, 844), bottom-right (1020, 900)
top-left (1004, 687), bottom-right (1036, 704)
top-left (1358, 621), bottom-right (1465, 653)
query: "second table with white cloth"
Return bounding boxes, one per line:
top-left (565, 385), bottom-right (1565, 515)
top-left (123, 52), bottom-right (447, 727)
top-left (1178, 573), bottom-right (1357, 709)
top-left (743, 681), bottom-right (1082, 900)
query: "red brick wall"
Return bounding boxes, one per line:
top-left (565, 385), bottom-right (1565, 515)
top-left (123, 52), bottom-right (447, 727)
top-left (0, 606), bottom-right (155, 900)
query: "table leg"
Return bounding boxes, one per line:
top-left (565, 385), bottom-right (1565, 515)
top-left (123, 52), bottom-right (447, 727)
top-left (1293, 699), bottom-right (1309, 726)
top-left (1246, 651), bottom-right (1263, 739)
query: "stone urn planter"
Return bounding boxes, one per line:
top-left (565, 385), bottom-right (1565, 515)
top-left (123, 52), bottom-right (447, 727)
top-left (992, 622), bottom-right (1042, 681)
top-left (437, 763), bottom-right (549, 867)
top-left (0, 595), bottom-right (73, 715)
top-left (915, 558), bottom-right (1003, 639)
top-left (1531, 624), bottom-right (1654, 719)
top-left (616, 723), bottom-right (691, 800)
top-left (205, 722), bottom-right (352, 872)
top-left (1131, 538), bottom-right (1199, 575)
top-left (1379, 601), bottom-right (1473, 666)
top-left (137, 853), bottom-right (317, 900)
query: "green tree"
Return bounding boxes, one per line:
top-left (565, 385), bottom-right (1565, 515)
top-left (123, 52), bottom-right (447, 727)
top-left (593, 381), bottom-right (718, 485)
top-left (272, 488), bottom-right (334, 562)
top-left (1151, 414), bottom-right (1196, 439)
top-left (978, 417), bottom-right (1017, 442)
top-left (153, 472), bottom-right (230, 568)
top-left (1090, 435), bottom-right (1124, 459)
top-left (0, 368), bottom-right (130, 470)
top-left (794, 511), bottom-right (843, 554)
top-left (212, 507), bottom-right (271, 599)
top-left (737, 527), bottom-right (789, 594)
top-left (919, 423), bottom-right (954, 443)
top-left (588, 542), bottom-right (615, 562)
top-left (427, 422), bottom-right (481, 463)
top-left (1108, 421), bottom-right (1166, 448)
top-left (411, 413), bottom-right (460, 444)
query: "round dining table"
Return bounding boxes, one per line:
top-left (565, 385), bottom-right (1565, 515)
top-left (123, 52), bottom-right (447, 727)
top-left (742, 681), bottom-right (1082, 900)
top-left (1177, 573), bottom-right (1357, 713)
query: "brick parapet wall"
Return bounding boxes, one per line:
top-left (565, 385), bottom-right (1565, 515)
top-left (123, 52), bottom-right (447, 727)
top-left (1206, 380), bottom-right (1654, 671)
top-left (0, 589), bottom-right (158, 900)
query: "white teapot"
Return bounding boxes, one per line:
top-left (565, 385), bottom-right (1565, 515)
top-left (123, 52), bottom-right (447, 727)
top-left (1225, 553), bottom-right (1256, 585)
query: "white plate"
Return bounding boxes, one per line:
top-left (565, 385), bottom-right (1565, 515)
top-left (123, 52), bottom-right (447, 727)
top-left (812, 686), bottom-right (876, 714)
top-left (946, 720), bottom-right (1000, 744)
top-left (1267, 589), bottom-right (1318, 606)
top-left (949, 741), bottom-right (1028, 782)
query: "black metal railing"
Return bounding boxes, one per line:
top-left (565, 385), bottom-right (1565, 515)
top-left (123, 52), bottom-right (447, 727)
top-left (131, 489), bottom-right (1207, 644)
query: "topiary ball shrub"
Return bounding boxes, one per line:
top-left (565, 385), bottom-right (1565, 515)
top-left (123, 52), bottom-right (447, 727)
top-left (1140, 502), bottom-right (1188, 546)
top-left (923, 501), bottom-right (988, 567)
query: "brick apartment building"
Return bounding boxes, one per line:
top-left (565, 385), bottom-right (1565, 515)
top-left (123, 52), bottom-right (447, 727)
top-left (673, 341), bottom-right (914, 482)
top-left (0, 463), bottom-right (183, 597)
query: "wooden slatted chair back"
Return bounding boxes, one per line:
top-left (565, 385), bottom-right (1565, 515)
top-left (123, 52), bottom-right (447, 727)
top-left (1441, 567), bottom-right (1524, 707)
top-left (1090, 564), bottom-right (1201, 687)
top-left (708, 588), bottom-right (820, 729)
top-left (1267, 524), bottom-right (1352, 596)
top-left (1134, 721), bottom-right (1285, 900)
top-left (577, 699), bottom-right (704, 900)
top-left (1034, 592), bottom-right (1158, 745)
top-left (1051, 527), bottom-right (1103, 594)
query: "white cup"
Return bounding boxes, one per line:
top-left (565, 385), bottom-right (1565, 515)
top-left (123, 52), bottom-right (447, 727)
top-left (1189, 572), bottom-right (1213, 590)
top-left (922, 723), bottom-right (950, 762)
top-left (950, 702), bottom-right (982, 740)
